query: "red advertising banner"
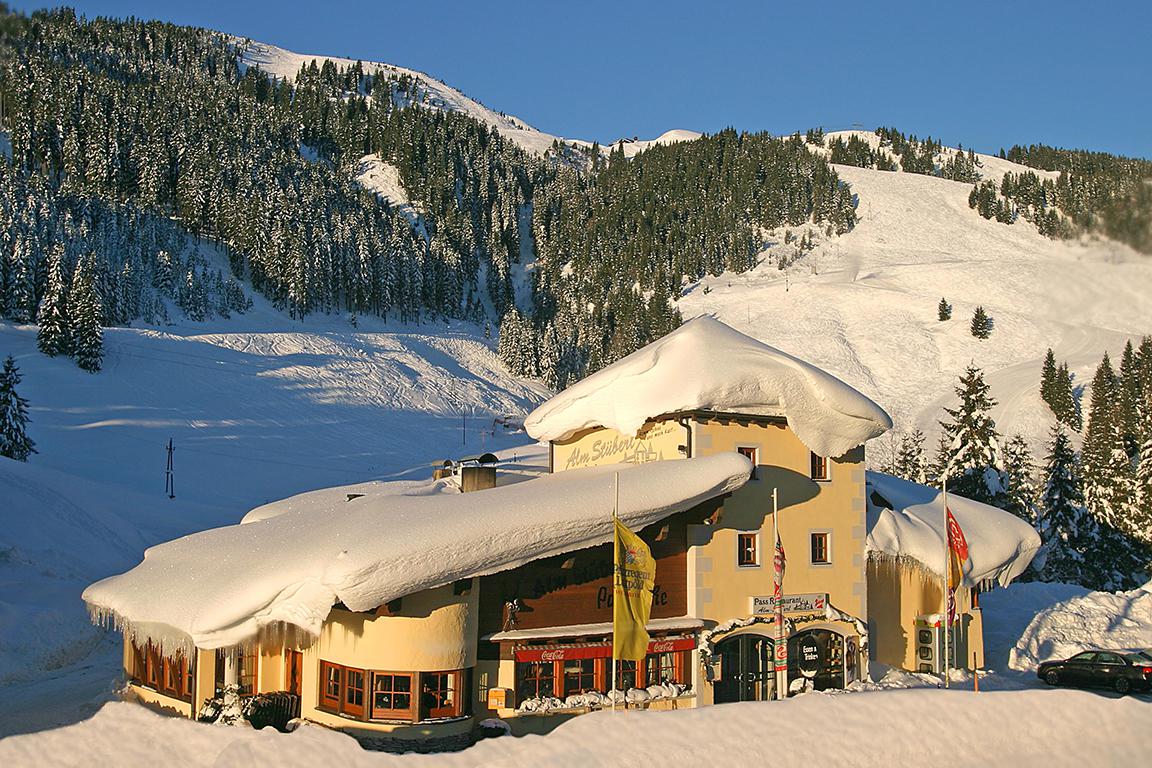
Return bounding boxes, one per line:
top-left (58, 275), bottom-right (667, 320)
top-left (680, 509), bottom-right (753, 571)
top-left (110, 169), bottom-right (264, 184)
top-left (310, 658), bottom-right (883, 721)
top-left (514, 636), bottom-right (695, 663)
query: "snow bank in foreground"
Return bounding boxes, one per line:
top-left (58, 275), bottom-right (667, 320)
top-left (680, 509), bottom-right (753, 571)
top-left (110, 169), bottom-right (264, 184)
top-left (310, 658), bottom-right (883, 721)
top-left (866, 472), bottom-right (1040, 587)
top-left (1010, 581), bottom-right (1152, 671)
top-left (525, 316), bottom-right (893, 458)
top-left (83, 454), bottom-right (750, 652)
top-left (4, 687), bottom-right (1151, 767)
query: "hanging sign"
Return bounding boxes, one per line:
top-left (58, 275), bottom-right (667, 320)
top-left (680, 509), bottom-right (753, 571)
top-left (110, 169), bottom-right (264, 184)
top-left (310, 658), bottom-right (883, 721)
top-left (796, 635), bottom-right (822, 676)
top-left (750, 593), bottom-right (827, 616)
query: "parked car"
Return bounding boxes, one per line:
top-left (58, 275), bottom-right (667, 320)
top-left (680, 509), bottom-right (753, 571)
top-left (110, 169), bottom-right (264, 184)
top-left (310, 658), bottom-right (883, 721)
top-left (1037, 650), bottom-right (1152, 694)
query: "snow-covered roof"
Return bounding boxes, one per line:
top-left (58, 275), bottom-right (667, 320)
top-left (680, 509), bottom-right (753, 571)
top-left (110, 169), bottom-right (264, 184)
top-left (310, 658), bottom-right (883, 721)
top-left (865, 472), bottom-right (1040, 588)
top-left (525, 317), bottom-right (893, 457)
top-left (83, 454), bottom-right (751, 653)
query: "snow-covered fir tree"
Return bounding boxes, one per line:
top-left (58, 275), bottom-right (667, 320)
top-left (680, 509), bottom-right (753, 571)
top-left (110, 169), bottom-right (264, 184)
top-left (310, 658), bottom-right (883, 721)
top-left (893, 429), bottom-right (928, 484)
top-left (1081, 353), bottom-right (1134, 533)
top-left (69, 254), bottom-right (104, 373)
top-left (1052, 362), bottom-right (1081, 430)
top-left (37, 244), bottom-right (71, 357)
top-left (1002, 434), bottom-right (1039, 524)
top-left (938, 365), bottom-right (1007, 507)
top-left (1132, 337), bottom-right (1152, 542)
top-left (937, 298), bottom-right (952, 321)
top-left (1034, 426), bottom-right (1089, 584)
top-left (496, 308), bottom-right (538, 378)
top-left (970, 306), bottom-right (993, 339)
top-left (0, 355), bottom-right (36, 462)
top-left (1040, 348), bottom-right (1057, 412)
top-left (1117, 339), bottom-right (1142, 461)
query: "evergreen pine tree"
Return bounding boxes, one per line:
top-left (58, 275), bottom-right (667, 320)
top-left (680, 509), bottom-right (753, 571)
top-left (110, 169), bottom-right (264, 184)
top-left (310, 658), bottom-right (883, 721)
top-left (1082, 353), bottom-right (1133, 532)
top-left (1118, 339), bottom-right (1142, 460)
top-left (1035, 426), bottom-right (1089, 584)
top-left (894, 429), bottom-right (927, 484)
top-left (37, 245), bottom-right (72, 357)
top-left (1002, 434), bottom-right (1039, 524)
top-left (1051, 362), bottom-right (1082, 430)
top-left (970, 306), bottom-right (992, 339)
top-left (929, 431), bottom-right (952, 487)
top-left (938, 365), bottom-right (1008, 507)
top-left (0, 356), bottom-right (36, 461)
top-left (937, 298), bottom-right (952, 321)
top-left (1132, 337), bottom-right (1152, 542)
top-left (69, 254), bottom-right (104, 373)
top-left (1040, 348), bottom-right (1057, 413)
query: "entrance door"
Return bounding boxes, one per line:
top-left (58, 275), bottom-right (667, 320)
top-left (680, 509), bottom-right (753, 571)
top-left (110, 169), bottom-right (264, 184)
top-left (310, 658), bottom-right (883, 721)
top-left (714, 633), bottom-right (774, 704)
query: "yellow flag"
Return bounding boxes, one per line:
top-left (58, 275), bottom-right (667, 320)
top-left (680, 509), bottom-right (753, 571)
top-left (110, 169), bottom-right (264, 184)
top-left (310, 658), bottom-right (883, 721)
top-left (613, 518), bottom-right (656, 661)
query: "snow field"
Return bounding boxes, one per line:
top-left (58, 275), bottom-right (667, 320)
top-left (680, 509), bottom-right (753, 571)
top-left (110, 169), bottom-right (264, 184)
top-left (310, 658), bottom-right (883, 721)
top-left (1010, 581), bottom-right (1152, 671)
top-left (2, 686), bottom-right (1150, 768)
top-left (680, 146), bottom-right (1152, 454)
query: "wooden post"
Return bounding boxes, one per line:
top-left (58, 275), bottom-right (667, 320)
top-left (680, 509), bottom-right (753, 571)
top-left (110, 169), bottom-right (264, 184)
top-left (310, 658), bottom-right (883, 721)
top-left (973, 651), bottom-right (979, 693)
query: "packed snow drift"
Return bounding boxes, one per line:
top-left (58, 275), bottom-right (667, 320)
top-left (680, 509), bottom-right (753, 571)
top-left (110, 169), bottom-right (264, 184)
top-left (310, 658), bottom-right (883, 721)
top-left (525, 316), bottom-right (893, 457)
top-left (866, 472), bottom-right (1040, 587)
top-left (1010, 580), bottom-right (1152, 670)
top-left (3, 686), bottom-right (1151, 768)
top-left (82, 454), bottom-right (750, 653)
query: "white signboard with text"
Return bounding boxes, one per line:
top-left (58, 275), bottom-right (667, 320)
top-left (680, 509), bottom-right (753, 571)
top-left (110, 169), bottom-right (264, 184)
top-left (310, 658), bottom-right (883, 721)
top-left (750, 593), bottom-right (828, 616)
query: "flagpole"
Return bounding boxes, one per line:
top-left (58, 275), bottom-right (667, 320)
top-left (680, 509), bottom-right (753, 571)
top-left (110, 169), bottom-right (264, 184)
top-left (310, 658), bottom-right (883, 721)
top-left (941, 475), bottom-right (950, 689)
top-left (611, 472), bottom-right (619, 712)
top-left (773, 487), bottom-right (786, 701)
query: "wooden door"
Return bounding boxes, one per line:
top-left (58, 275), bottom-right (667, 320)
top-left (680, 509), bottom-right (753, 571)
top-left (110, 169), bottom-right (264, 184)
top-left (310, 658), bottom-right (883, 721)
top-left (285, 650), bottom-right (303, 696)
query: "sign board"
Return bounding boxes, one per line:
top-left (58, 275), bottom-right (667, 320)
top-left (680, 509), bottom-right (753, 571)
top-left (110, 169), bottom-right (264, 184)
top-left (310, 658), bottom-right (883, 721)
top-left (750, 593), bottom-right (827, 616)
top-left (796, 635), bottom-right (822, 676)
top-left (553, 421), bottom-right (686, 471)
top-left (513, 636), bottom-right (695, 663)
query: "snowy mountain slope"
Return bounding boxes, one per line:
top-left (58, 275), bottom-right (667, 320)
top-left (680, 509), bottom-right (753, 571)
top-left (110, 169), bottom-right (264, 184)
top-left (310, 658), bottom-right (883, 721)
top-left (236, 39), bottom-right (579, 156)
top-left (616, 128), bottom-right (704, 158)
top-left (237, 39), bottom-right (702, 158)
top-left (679, 147), bottom-right (1151, 455)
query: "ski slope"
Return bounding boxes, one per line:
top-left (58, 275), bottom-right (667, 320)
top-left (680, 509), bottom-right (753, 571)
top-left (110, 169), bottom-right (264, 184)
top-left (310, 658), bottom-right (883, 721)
top-left (680, 140), bottom-right (1152, 455)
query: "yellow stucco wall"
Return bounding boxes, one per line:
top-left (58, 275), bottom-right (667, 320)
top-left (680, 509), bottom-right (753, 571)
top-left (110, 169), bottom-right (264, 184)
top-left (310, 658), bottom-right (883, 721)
top-left (687, 418), bottom-right (868, 626)
top-left (298, 582), bottom-right (478, 734)
top-left (545, 414), bottom-right (872, 695)
top-left (866, 558), bottom-right (981, 671)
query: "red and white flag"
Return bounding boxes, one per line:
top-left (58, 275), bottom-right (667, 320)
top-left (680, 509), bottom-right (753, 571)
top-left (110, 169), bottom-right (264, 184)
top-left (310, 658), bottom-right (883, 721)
top-left (773, 533), bottom-right (787, 673)
top-left (945, 506), bottom-right (969, 623)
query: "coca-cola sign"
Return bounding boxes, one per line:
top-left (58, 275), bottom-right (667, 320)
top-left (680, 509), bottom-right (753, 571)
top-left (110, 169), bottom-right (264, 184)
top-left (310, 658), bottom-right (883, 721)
top-left (514, 636), bottom-right (695, 663)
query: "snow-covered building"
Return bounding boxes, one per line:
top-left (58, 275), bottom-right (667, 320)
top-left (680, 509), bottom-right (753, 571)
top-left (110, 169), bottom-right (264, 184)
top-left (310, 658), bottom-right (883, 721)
top-left (82, 317), bottom-right (1038, 746)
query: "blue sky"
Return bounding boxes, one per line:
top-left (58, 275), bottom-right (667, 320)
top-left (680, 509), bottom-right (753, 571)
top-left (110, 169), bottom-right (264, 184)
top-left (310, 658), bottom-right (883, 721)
top-left (11, 1), bottom-right (1152, 158)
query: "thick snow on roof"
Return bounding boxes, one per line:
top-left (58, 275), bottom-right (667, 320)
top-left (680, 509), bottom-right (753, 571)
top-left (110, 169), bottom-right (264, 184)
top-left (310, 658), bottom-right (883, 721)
top-left (83, 454), bottom-right (750, 652)
top-left (866, 472), bottom-right (1040, 588)
top-left (525, 317), bottom-right (893, 457)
